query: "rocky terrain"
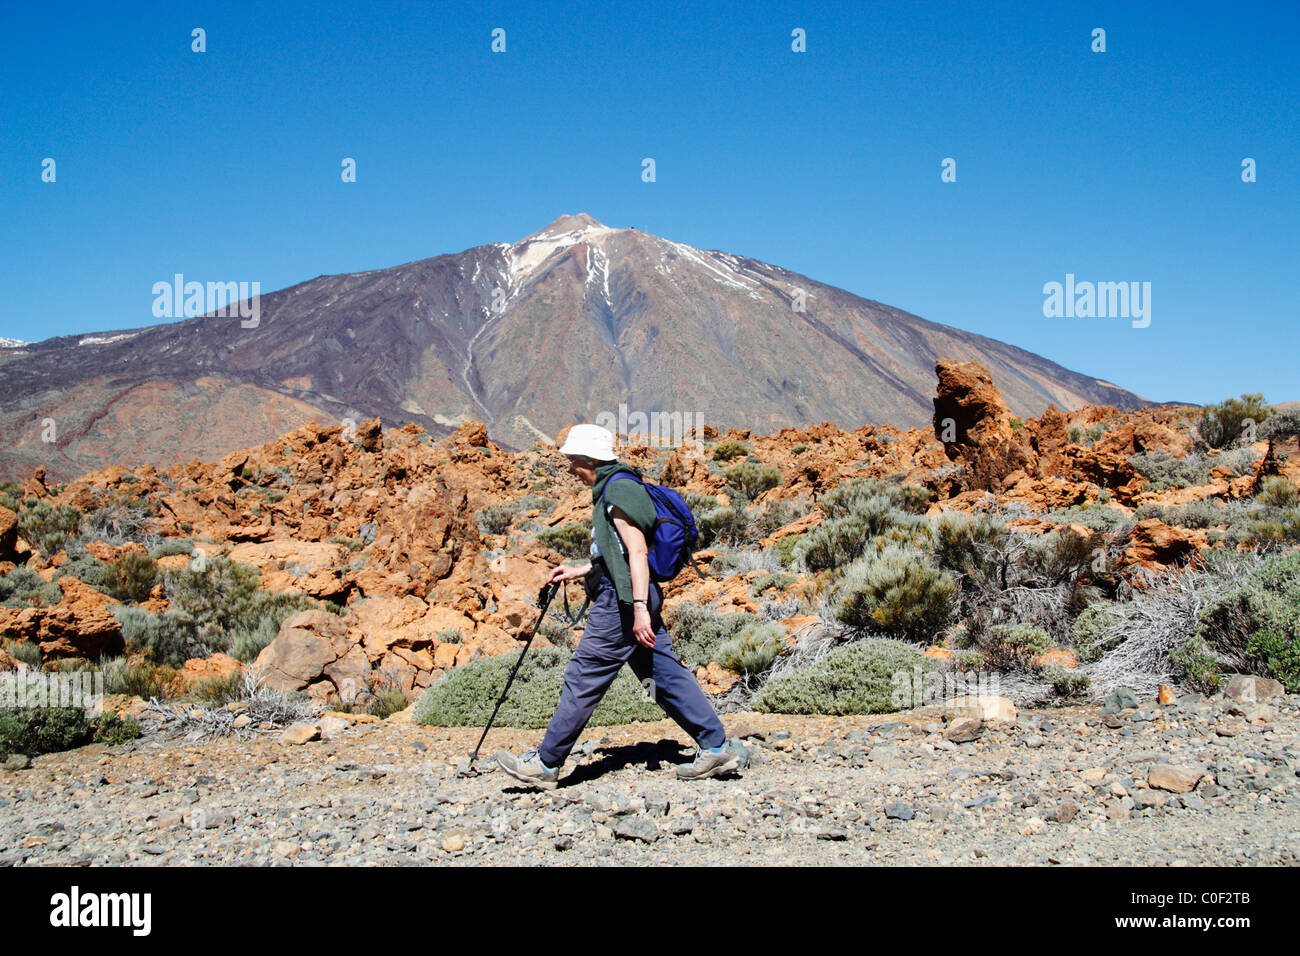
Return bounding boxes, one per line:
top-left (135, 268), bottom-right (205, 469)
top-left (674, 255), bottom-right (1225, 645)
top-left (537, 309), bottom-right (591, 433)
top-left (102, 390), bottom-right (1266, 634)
top-left (0, 214), bottom-right (1155, 483)
top-left (2, 359), bottom-right (1298, 866)
top-left (3, 678), bottom-right (1297, 866)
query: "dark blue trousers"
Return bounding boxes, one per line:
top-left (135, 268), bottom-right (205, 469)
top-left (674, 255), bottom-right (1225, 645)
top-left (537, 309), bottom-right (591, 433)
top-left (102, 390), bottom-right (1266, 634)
top-left (537, 573), bottom-right (727, 768)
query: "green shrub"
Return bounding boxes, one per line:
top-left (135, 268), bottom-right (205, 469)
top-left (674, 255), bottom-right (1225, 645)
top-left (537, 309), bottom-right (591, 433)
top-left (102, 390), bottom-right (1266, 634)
top-left (370, 687), bottom-right (410, 719)
top-left (115, 558), bottom-right (320, 666)
top-left (664, 604), bottom-right (761, 669)
top-left (750, 499), bottom-right (806, 540)
top-left (754, 572), bottom-right (797, 595)
top-left (2, 639), bottom-right (41, 668)
top-left (92, 710), bottom-right (142, 746)
top-left (819, 477), bottom-right (930, 517)
top-left (1170, 633), bottom-right (1222, 694)
top-left (791, 445), bottom-right (809, 455)
top-left (17, 499), bottom-right (82, 555)
top-left (104, 550), bottom-right (158, 602)
top-left (1041, 504), bottom-right (1130, 533)
top-left (149, 538), bottom-right (195, 560)
top-left (1261, 410), bottom-right (1300, 442)
top-left (1194, 550), bottom-right (1300, 691)
top-left (723, 462), bottom-right (782, 500)
top-left (185, 671), bottom-right (245, 707)
top-left (476, 504), bottom-right (519, 535)
top-left (931, 512), bottom-right (1008, 584)
top-left (1196, 393), bottom-right (1272, 449)
top-left (1070, 603), bottom-right (1125, 662)
top-left (1019, 527), bottom-right (1101, 585)
top-left (752, 638), bottom-right (930, 715)
top-left (977, 622), bottom-right (1051, 671)
top-left (59, 554), bottom-right (109, 589)
top-left (413, 646), bottom-right (661, 728)
top-left (772, 533), bottom-right (804, 568)
top-left (684, 493), bottom-right (720, 514)
top-left (102, 654), bottom-right (177, 699)
top-left (1258, 476), bottom-right (1299, 509)
top-left (0, 566), bottom-right (61, 608)
top-left (712, 441), bottom-right (751, 462)
top-left (716, 622), bottom-right (785, 675)
top-left (1044, 665), bottom-right (1091, 700)
top-left (537, 522), bottom-right (591, 559)
top-left (1128, 450), bottom-right (1254, 491)
top-left (833, 545), bottom-right (956, 640)
top-left (797, 497), bottom-right (928, 572)
top-left (697, 504), bottom-right (752, 548)
top-left (0, 707), bottom-right (93, 758)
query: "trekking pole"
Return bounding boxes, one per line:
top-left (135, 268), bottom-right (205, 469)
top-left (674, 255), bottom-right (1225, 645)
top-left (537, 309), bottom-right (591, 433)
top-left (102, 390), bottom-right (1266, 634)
top-left (461, 580), bottom-right (559, 775)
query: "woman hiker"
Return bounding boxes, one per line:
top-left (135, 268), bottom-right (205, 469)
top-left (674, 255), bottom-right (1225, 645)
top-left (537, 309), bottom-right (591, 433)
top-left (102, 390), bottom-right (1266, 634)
top-left (496, 423), bottom-right (742, 788)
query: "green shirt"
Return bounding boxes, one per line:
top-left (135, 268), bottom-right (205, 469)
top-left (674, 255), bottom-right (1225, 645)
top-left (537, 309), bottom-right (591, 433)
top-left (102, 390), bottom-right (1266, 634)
top-left (591, 461), bottom-right (658, 606)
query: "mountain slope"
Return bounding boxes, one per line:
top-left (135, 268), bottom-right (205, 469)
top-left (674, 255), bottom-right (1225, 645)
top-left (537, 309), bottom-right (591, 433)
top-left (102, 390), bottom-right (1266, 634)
top-left (0, 213), bottom-right (1152, 481)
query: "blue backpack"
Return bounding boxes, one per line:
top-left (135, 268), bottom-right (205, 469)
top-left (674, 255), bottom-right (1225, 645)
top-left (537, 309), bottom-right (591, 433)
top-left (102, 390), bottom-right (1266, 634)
top-left (599, 471), bottom-right (702, 582)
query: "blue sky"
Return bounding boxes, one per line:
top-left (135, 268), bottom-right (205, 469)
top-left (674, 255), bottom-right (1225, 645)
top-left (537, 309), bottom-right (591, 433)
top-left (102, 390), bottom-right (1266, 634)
top-left (1, 0), bottom-right (1296, 404)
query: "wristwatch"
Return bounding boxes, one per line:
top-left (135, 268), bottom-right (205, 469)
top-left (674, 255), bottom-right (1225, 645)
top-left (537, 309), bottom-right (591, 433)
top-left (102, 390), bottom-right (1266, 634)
top-left (632, 599), bottom-right (647, 606)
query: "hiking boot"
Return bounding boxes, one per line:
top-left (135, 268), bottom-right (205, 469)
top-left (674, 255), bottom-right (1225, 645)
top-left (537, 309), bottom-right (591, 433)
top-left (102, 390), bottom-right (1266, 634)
top-left (677, 739), bottom-right (743, 781)
top-left (495, 749), bottom-right (560, 789)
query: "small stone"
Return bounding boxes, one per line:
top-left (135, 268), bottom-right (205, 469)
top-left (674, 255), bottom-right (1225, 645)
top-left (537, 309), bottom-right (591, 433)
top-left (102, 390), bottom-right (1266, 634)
top-left (232, 714), bottom-right (252, 730)
top-left (441, 832), bottom-right (467, 852)
top-left (281, 724), bottom-right (320, 745)
top-left (884, 802), bottom-right (914, 820)
top-left (1149, 764), bottom-right (1203, 794)
top-left (272, 840), bottom-right (300, 858)
top-left (1022, 734), bottom-right (1045, 749)
top-left (1134, 789), bottom-right (1167, 809)
top-left (319, 715), bottom-right (350, 738)
top-left (140, 844), bottom-right (165, 856)
top-left (964, 794), bottom-right (998, 810)
top-left (3, 754), bottom-right (31, 771)
top-left (1104, 688), bottom-right (1140, 713)
top-left (1224, 675), bottom-right (1284, 702)
top-left (1050, 799), bottom-right (1078, 823)
top-left (1158, 685), bottom-right (1176, 705)
top-left (816, 827), bottom-right (848, 841)
top-left (612, 816), bottom-right (660, 843)
top-left (945, 717), bottom-right (982, 743)
top-left (1021, 817), bottom-right (1046, 835)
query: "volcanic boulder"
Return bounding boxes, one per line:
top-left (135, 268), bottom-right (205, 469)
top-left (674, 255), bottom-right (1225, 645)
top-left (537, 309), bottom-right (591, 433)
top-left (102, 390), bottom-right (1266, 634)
top-left (932, 360), bottom-right (1035, 491)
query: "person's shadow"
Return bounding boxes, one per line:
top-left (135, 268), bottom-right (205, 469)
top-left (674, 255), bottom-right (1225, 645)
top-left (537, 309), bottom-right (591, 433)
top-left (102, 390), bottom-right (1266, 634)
top-left (499, 738), bottom-right (742, 790)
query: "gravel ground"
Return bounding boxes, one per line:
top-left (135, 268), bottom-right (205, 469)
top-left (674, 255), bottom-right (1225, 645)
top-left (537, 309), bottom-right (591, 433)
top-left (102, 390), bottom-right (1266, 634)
top-left (3, 692), bottom-right (1299, 866)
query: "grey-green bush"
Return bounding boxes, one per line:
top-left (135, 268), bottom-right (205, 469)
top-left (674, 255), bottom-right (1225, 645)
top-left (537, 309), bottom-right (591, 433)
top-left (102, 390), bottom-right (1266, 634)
top-left (1195, 549), bottom-right (1300, 692)
top-left (0, 567), bottom-right (61, 608)
top-left (722, 462), bottom-right (782, 500)
top-left (413, 646), bottom-right (661, 728)
top-left (833, 545), bottom-right (955, 640)
top-left (716, 622), bottom-right (785, 676)
top-left (538, 522), bottom-right (591, 558)
top-left (796, 496), bottom-right (927, 572)
top-left (818, 477), bottom-right (931, 518)
top-left (753, 638), bottom-right (930, 715)
top-left (663, 604), bottom-right (761, 669)
top-left (697, 504), bottom-right (752, 548)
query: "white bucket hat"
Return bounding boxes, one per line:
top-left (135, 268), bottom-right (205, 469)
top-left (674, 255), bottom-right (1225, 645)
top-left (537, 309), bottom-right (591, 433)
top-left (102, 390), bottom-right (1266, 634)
top-left (558, 423), bottom-right (617, 461)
